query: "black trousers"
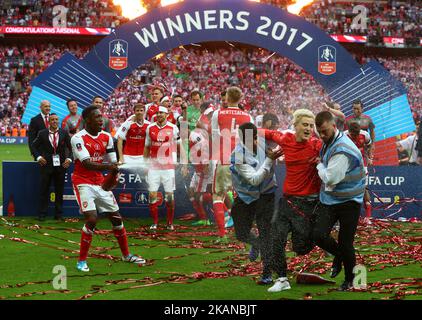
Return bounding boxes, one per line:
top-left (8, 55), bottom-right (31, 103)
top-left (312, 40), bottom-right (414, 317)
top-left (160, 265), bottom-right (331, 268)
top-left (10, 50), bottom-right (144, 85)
top-left (312, 201), bottom-right (361, 282)
top-left (231, 193), bottom-right (275, 277)
top-left (271, 196), bottom-right (317, 277)
top-left (39, 167), bottom-right (65, 218)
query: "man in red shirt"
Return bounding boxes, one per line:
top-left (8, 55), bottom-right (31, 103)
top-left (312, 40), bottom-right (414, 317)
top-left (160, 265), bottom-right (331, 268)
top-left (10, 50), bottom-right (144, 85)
top-left (211, 86), bottom-right (254, 241)
top-left (344, 122), bottom-right (373, 224)
top-left (172, 94), bottom-right (184, 116)
top-left (116, 103), bottom-right (150, 165)
top-left (344, 100), bottom-right (375, 143)
top-left (263, 109), bottom-right (322, 292)
top-left (150, 96), bottom-right (178, 125)
top-left (145, 87), bottom-right (164, 121)
top-left (144, 106), bottom-right (184, 231)
top-left (61, 99), bottom-right (83, 137)
top-left (71, 105), bottom-right (146, 272)
top-left (185, 102), bottom-right (218, 226)
top-left (91, 96), bottom-right (114, 133)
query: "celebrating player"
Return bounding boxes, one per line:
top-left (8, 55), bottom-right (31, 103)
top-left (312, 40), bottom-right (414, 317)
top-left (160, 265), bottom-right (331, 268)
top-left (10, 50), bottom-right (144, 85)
top-left (150, 96), bottom-right (178, 125)
top-left (116, 103), bottom-right (150, 165)
top-left (145, 86), bottom-right (165, 121)
top-left (211, 86), bottom-right (254, 241)
top-left (71, 105), bottom-right (145, 272)
top-left (345, 100), bottom-right (375, 142)
top-left (144, 106), bottom-right (185, 231)
top-left (61, 99), bottom-right (83, 137)
top-left (188, 102), bottom-right (217, 225)
top-left (91, 96), bottom-right (114, 133)
top-left (344, 121), bottom-right (373, 224)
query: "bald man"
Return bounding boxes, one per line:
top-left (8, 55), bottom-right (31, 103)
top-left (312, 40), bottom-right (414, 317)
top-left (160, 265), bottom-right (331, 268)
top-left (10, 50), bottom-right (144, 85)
top-left (29, 100), bottom-right (51, 158)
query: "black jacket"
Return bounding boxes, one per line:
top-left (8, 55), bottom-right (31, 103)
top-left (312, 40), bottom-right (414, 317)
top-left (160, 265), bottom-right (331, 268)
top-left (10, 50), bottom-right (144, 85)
top-left (28, 113), bottom-right (48, 156)
top-left (32, 128), bottom-right (72, 170)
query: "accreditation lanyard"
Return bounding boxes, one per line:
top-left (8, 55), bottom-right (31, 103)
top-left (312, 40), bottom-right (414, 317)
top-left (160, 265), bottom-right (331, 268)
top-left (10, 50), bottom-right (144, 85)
top-left (50, 131), bottom-right (59, 153)
top-left (50, 131), bottom-right (60, 167)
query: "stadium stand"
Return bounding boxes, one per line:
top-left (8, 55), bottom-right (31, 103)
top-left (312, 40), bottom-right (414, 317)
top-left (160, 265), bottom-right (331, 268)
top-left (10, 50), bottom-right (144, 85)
top-left (0, 0), bottom-right (420, 165)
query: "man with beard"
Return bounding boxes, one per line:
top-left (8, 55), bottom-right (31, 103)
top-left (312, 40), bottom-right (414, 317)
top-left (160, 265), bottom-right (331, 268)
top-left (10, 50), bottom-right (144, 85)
top-left (313, 111), bottom-right (365, 291)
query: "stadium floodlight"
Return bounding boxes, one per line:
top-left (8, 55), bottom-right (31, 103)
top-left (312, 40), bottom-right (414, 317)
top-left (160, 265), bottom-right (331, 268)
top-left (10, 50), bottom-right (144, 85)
top-left (287, 0), bottom-right (314, 15)
top-left (161, 0), bottom-right (183, 7)
top-left (112, 0), bottom-right (147, 20)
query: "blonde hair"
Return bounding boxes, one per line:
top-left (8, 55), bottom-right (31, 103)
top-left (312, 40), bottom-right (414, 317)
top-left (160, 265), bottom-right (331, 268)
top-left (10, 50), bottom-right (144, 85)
top-left (226, 86), bottom-right (242, 104)
top-left (292, 109), bottom-right (315, 126)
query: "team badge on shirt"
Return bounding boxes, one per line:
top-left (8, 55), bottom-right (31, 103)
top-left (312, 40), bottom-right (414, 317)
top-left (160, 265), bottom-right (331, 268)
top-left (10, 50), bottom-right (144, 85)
top-left (318, 45), bottom-right (336, 75)
top-left (109, 39), bottom-right (128, 70)
top-left (76, 143), bottom-right (82, 151)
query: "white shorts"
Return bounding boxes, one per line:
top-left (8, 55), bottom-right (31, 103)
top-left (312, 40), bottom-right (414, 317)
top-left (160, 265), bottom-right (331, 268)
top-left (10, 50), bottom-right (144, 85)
top-left (147, 169), bottom-right (175, 193)
top-left (189, 161), bottom-right (215, 193)
top-left (123, 155), bottom-right (144, 164)
top-left (73, 184), bottom-right (119, 214)
top-left (212, 163), bottom-right (232, 194)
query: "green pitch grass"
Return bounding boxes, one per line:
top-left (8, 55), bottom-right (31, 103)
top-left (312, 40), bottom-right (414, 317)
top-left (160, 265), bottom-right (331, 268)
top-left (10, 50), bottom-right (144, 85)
top-left (0, 144), bottom-right (33, 203)
top-left (0, 217), bottom-right (421, 300)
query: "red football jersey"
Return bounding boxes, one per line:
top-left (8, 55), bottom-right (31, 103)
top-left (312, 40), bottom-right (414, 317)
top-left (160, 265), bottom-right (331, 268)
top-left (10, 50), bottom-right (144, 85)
top-left (344, 129), bottom-right (371, 165)
top-left (264, 130), bottom-right (322, 196)
top-left (71, 129), bottom-right (115, 186)
top-left (117, 119), bottom-right (150, 156)
top-left (150, 112), bottom-right (177, 125)
top-left (189, 128), bottom-right (210, 174)
top-left (344, 114), bottom-right (375, 133)
top-left (145, 121), bottom-right (179, 169)
top-left (145, 103), bottom-right (159, 121)
top-left (211, 107), bottom-right (253, 163)
top-left (198, 105), bottom-right (217, 135)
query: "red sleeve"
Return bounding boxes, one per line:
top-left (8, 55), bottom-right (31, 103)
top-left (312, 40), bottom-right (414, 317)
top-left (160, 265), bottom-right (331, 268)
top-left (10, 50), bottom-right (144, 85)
top-left (260, 129), bottom-right (285, 146)
top-left (314, 138), bottom-right (323, 154)
top-left (61, 115), bottom-right (69, 129)
top-left (344, 116), bottom-right (352, 130)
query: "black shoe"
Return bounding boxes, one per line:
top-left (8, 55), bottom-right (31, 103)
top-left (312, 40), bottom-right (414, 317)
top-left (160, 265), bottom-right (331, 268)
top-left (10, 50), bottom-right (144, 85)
top-left (257, 276), bottom-right (273, 285)
top-left (338, 280), bottom-right (353, 291)
top-left (330, 256), bottom-right (342, 278)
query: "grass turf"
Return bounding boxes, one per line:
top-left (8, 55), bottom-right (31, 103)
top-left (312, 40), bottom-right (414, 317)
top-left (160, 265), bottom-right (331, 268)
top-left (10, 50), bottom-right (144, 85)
top-left (0, 144), bottom-right (33, 204)
top-left (1, 145), bottom-right (420, 300)
top-left (0, 217), bottom-right (421, 300)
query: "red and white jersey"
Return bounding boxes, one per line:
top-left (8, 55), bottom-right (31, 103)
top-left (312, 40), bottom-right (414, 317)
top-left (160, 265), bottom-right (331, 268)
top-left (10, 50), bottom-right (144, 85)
top-left (145, 103), bottom-right (160, 121)
top-left (189, 128), bottom-right (210, 174)
top-left (344, 129), bottom-right (372, 165)
top-left (117, 119), bottom-right (150, 156)
top-left (145, 121), bottom-right (179, 170)
top-left (71, 129), bottom-right (116, 186)
top-left (198, 104), bottom-right (217, 135)
top-left (150, 112), bottom-right (178, 125)
top-left (172, 105), bottom-right (182, 116)
top-left (211, 106), bottom-right (253, 163)
top-left (264, 129), bottom-right (322, 196)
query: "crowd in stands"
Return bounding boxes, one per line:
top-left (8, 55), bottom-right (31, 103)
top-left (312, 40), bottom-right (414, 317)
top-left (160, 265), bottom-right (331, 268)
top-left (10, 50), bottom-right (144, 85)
top-left (0, 0), bottom-right (128, 28)
top-left (0, 1), bottom-right (420, 38)
top-left (0, 42), bottom-right (420, 139)
top-left (301, 0), bottom-right (421, 39)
